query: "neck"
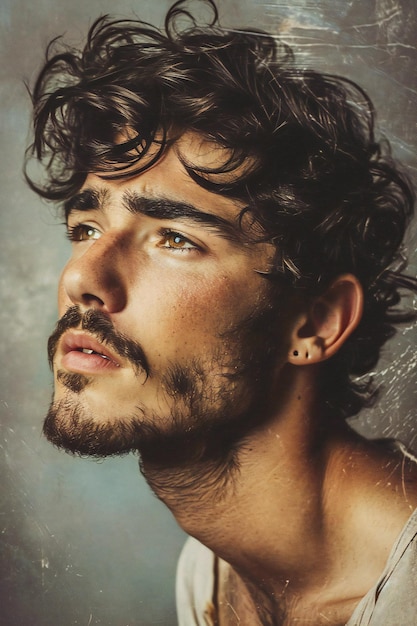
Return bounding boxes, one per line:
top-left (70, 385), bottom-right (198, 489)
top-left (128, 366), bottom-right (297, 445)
top-left (140, 370), bottom-right (417, 619)
top-left (141, 371), bottom-right (344, 581)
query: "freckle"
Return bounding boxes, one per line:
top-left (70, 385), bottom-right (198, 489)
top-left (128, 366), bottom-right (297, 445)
top-left (297, 395), bottom-right (301, 400)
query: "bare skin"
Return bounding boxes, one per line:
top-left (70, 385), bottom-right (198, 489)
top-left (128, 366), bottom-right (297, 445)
top-left (225, 442), bottom-right (417, 624)
top-left (51, 132), bottom-right (417, 626)
top-left (168, 395), bottom-right (417, 625)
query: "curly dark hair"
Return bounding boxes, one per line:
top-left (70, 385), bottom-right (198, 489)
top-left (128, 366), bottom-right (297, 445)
top-left (26, 0), bottom-right (416, 419)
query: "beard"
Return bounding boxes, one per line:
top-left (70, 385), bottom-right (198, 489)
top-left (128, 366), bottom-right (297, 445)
top-left (44, 299), bottom-right (287, 470)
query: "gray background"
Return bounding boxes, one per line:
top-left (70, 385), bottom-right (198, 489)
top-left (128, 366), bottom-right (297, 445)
top-left (1, 0), bottom-right (416, 624)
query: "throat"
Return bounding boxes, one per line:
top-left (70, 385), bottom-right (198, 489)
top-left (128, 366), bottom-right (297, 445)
top-left (140, 447), bottom-right (239, 521)
top-left (137, 414), bottom-right (250, 511)
top-left (218, 564), bottom-right (361, 626)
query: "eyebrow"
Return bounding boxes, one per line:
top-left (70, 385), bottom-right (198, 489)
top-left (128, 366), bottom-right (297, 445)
top-left (64, 188), bottom-right (244, 244)
top-left (64, 189), bottom-right (101, 220)
top-left (124, 193), bottom-right (243, 242)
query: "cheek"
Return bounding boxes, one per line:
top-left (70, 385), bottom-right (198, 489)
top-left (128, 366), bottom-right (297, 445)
top-left (57, 271), bottom-right (70, 315)
top-left (134, 269), bottom-right (261, 348)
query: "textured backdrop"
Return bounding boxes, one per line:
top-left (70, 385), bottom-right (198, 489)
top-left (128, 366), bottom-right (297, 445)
top-left (1, 1), bottom-right (416, 625)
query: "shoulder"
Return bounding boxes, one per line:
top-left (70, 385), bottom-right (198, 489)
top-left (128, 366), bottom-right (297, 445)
top-left (176, 537), bottom-right (219, 626)
top-left (348, 507), bottom-right (417, 625)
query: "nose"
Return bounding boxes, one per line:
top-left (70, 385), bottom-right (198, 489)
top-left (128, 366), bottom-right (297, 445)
top-left (59, 233), bottom-right (128, 314)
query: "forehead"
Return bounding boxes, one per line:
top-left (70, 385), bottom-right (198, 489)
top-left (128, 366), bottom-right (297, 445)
top-left (73, 133), bottom-right (254, 227)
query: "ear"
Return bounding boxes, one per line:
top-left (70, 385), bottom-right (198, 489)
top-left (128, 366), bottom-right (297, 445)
top-left (287, 274), bottom-right (363, 365)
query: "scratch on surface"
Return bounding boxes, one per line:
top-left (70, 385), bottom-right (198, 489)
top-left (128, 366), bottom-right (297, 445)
top-left (401, 453), bottom-right (409, 505)
top-left (279, 22), bottom-right (338, 34)
top-left (374, 64), bottom-right (417, 98)
top-left (396, 442), bottom-right (417, 508)
top-left (226, 602), bottom-right (241, 623)
top-left (224, 27), bottom-right (417, 53)
top-left (349, 8), bottom-right (402, 31)
top-left (278, 42), bottom-right (417, 51)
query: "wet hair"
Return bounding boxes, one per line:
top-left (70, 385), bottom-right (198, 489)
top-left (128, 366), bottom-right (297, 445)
top-left (26, 0), bottom-right (416, 418)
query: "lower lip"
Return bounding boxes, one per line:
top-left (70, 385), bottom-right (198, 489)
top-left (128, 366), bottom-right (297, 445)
top-left (61, 350), bottom-right (119, 373)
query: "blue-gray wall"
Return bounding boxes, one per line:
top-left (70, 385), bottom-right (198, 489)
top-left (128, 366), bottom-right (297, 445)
top-left (1, 1), bottom-right (416, 624)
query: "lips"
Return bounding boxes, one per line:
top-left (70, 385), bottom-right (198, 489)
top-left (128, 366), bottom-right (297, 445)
top-left (59, 331), bottom-right (121, 373)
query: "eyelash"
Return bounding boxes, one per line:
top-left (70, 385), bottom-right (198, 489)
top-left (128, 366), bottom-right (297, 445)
top-left (159, 229), bottom-right (199, 252)
top-left (66, 223), bottom-right (200, 253)
top-left (66, 223), bottom-right (101, 242)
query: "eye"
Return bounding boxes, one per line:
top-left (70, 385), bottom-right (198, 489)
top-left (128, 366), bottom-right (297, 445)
top-left (159, 230), bottom-right (198, 252)
top-left (66, 223), bottom-right (101, 242)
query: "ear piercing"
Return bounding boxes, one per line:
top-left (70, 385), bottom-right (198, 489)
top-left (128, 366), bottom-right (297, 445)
top-left (292, 350), bottom-right (310, 358)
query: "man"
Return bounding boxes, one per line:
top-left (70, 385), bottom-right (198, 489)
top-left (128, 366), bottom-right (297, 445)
top-left (26, 0), bottom-right (417, 624)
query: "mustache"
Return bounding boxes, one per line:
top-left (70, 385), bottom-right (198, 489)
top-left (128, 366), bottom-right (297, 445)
top-left (48, 306), bottom-right (150, 377)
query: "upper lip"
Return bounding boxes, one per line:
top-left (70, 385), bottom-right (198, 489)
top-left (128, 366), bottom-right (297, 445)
top-left (60, 331), bottom-right (121, 366)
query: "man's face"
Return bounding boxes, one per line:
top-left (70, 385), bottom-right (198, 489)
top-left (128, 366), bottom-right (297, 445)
top-left (45, 134), bottom-right (293, 466)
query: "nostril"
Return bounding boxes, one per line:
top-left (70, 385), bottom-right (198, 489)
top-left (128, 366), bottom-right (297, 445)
top-left (82, 293), bottom-right (105, 307)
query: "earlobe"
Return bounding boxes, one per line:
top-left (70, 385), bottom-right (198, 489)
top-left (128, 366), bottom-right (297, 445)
top-left (288, 334), bottom-right (325, 365)
top-left (288, 274), bottom-right (363, 365)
